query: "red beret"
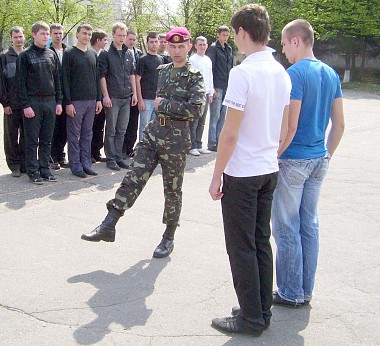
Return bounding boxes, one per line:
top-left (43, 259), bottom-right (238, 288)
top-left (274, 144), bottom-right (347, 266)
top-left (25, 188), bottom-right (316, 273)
top-left (166, 27), bottom-right (191, 43)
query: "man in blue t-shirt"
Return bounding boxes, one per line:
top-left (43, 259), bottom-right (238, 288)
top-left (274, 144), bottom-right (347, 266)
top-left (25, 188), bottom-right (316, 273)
top-left (272, 19), bottom-right (345, 307)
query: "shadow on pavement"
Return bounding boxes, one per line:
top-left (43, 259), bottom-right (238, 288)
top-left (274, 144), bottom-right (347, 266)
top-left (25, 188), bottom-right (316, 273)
top-left (67, 258), bottom-right (170, 345)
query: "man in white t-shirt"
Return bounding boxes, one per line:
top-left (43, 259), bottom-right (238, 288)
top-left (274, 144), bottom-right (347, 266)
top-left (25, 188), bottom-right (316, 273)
top-left (189, 36), bottom-right (214, 156)
top-left (209, 4), bottom-right (291, 336)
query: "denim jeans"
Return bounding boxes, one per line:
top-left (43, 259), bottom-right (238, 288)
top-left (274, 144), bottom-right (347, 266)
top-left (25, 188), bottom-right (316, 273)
top-left (190, 95), bottom-right (209, 149)
top-left (104, 97), bottom-right (131, 163)
top-left (222, 172), bottom-right (278, 327)
top-left (271, 156), bottom-right (329, 303)
top-left (138, 99), bottom-right (156, 141)
top-left (208, 88), bottom-right (226, 148)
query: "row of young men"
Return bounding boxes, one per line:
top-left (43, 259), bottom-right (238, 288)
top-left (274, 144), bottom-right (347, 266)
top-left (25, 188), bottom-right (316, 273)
top-left (0, 21), bottom-right (174, 183)
top-left (0, 21), bottom-right (233, 183)
top-left (82, 4), bottom-right (345, 338)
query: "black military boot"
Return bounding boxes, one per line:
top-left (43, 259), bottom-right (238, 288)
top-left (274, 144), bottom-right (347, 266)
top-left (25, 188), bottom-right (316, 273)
top-left (81, 206), bottom-right (122, 242)
top-left (153, 225), bottom-right (176, 258)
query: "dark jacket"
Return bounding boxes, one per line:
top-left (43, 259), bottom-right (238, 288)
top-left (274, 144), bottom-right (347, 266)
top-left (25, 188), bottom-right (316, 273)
top-left (98, 43), bottom-right (135, 99)
top-left (206, 40), bottom-right (233, 90)
top-left (16, 44), bottom-right (62, 109)
top-left (0, 47), bottom-right (22, 109)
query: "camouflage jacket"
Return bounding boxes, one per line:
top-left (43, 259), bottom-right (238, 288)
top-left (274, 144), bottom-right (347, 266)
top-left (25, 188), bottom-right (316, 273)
top-left (156, 61), bottom-right (206, 122)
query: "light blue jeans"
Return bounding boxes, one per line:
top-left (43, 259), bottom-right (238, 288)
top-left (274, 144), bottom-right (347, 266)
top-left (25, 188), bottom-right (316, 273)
top-left (207, 88), bottom-right (226, 148)
top-left (138, 99), bottom-right (156, 141)
top-left (271, 155), bottom-right (329, 303)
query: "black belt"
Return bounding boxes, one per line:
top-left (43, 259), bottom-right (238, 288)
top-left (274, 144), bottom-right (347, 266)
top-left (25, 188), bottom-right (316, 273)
top-left (155, 116), bottom-right (189, 128)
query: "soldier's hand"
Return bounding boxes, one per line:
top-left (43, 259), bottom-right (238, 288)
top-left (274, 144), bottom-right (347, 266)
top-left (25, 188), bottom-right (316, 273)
top-left (209, 177), bottom-right (223, 200)
top-left (154, 97), bottom-right (163, 110)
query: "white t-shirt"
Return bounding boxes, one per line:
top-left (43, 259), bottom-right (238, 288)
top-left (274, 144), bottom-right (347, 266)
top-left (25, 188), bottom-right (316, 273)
top-left (189, 53), bottom-right (214, 95)
top-left (223, 51), bottom-right (291, 177)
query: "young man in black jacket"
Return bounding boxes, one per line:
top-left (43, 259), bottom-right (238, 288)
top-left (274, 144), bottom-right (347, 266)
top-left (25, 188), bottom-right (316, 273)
top-left (62, 23), bottom-right (102, 178)
top-left (0, 26), bottom-right (25, 177)
top-left (16, 21), bottom-right (62, 184)
top-left (206, 25), bottom-right (233, 152)
top-left (98, 22), bottom-right (137, 171)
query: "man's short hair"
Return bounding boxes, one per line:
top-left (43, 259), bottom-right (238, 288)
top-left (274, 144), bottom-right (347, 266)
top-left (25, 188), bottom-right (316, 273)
top-left (146, 32), bottom-right (158, 42)
top-left (112, 22), bottom-right (127, 34)
top-left (90, 29), bottom-right (107, 46)
top-left (127, 29), bottom-right (137, 36)
top-left (158, 33), bottom-right (167, 40)
top-left (50, 23), bottom-right (63, 32)
top-left (77, 23), bottom-right (93, 33)
top-left (217, 25), bottom-right (230, 34)
top-left (282, 19), bottom-right (314, 47)
top-left (231, 4), bottom-right (270, 45)
top-left (195, 36), bottom-right (207, 44)
top-left (9, 26), bottom-right (23, 36)
top-left (31, 21), bottom-right (49, 34)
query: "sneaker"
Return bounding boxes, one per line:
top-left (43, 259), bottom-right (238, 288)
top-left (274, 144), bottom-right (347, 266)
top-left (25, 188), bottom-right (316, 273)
top-left (107, 162), bottom-right (121, 171)
top-left (29, 172), bottom-right (43, 185)
top-left (198, 148), bottom-right (211, 154)
top-left (231, 306), bottom-right (270, 329)
top-left (41, 174), bottom-right (57, 182)
top-left (49, 160), bottom-right (60, 170)
top-left (116, 160), bottom-right (129, 169)
top-left (272, 291), bottom-right (305, 308)
top-left (11, 169), bottom-right (21, 178)
top-left (208, 146), bottom-right (217, 152)
top-left (189, 149), bottom-right (200, 156)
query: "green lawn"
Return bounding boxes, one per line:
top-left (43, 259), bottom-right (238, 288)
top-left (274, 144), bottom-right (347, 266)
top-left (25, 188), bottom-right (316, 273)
top-left (342, 82), bottom-right (380, 94)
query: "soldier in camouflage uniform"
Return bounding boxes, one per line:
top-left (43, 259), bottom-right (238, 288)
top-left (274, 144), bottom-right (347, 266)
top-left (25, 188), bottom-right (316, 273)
top-left (81, 27), bottom-right (206, 258)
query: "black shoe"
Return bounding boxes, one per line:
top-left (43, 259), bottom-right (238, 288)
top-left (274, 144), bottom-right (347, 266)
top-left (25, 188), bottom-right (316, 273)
top-left (73, 171), bottom-right (87, 178)
top-left (117, 160), bottom-right (129, 169)
top-left (81, 208), bottom-right (121, 242)
top-left (272, 291), bottom-right (306, 308)
top-left (58, 159), bottom-right (70, 168)
top-left (81, 225), bottom-right (116, 242)
top-left (231, 307), bottom-right (270, 329)
top-left (153, 238), bottom-right (174, 258)
top-left (29, 172), bottom-right (44, 185)
top-left (11, 169), bottom-right (21, 178)
top-left (83, 168), bottom-right (98, 176)
top-left (211, 316), bottom-right (263, 336)
top-left (107, 162), bottom-right (121, 171)
top-left (41, 174), bottom-right (57, 182)
top-left (208, 146), bottom-right (217, 152)
top-left (93, 154), bottom-right (106, 162)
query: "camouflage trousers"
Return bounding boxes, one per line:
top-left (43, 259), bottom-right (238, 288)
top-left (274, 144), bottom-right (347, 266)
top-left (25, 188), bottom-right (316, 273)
top-left (107, 119), bottom-right (191, 225)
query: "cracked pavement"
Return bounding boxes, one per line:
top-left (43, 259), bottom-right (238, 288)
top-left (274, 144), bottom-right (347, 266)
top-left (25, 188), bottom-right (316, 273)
top-left (0, 90), bottom-right (379, 345)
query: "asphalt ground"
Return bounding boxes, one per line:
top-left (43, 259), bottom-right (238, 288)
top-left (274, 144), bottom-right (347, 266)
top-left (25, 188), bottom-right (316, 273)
top-left (0, 89), bottom-right (379, 345)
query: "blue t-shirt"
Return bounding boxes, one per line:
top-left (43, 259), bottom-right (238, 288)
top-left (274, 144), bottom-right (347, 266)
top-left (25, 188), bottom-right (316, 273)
top-left (281, 59), bottom-right (342, 159)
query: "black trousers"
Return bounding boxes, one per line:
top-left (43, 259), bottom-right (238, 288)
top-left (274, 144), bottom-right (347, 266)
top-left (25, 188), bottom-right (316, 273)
top-left (23, 98), bottom-right (56, 176)
top-left (51, 108), bottom-right (67, 161)
top-left (221, 172), bottom-right (278, 327)
top-left (123, 103), bottom-right (139, 155)
top-left (3, 109), bottom-right (25, 171)
top-left (91, 107), bottom-right (105, 157)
